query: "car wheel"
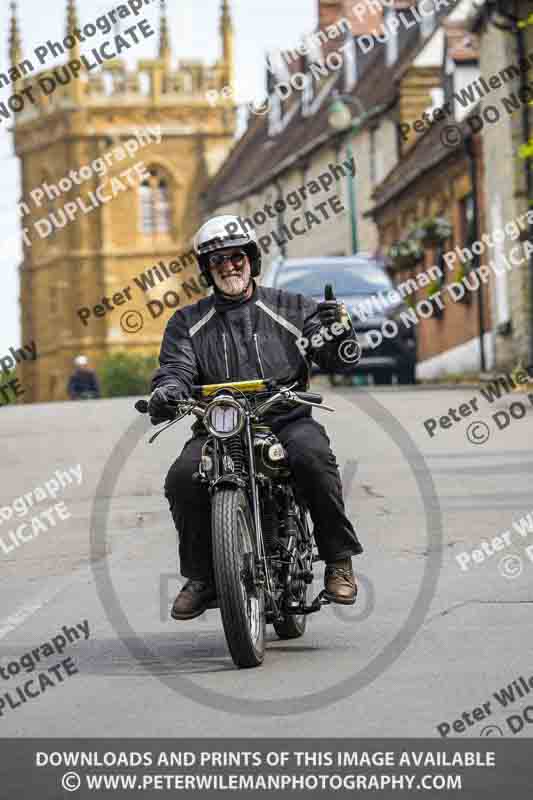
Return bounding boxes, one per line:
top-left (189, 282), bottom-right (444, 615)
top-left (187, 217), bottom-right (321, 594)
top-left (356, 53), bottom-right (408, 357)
top-left (375, 372), bottom-right (393, 385)
top-left (398, 364), bottom-right (416, 385)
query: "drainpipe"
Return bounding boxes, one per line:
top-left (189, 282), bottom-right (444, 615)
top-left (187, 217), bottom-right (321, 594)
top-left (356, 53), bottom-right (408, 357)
top-left (345, 137), bottom-right (358, 254)
top-left (465, 133), bottom-right (487, 372)
top-left (274, 179), bottom-right (287, 260)
top-left (516, 26), bottom-right (533, 364)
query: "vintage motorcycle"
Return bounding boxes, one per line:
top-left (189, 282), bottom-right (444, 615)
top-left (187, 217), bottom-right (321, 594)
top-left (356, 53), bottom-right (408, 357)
top-left (135, 378), bottom-right (338, 669)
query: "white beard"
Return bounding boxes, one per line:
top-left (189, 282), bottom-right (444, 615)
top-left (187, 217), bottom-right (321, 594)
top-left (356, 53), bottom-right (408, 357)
top-left (213, 265), bottom-right (251, 296)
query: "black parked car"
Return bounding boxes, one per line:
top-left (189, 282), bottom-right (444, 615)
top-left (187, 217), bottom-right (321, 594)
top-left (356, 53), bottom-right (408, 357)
top-left (261, 255), bottom-right (417, 385)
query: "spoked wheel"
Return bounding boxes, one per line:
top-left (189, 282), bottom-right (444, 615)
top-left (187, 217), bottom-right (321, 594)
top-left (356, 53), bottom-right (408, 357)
top-left (212, 488), bottom-right (265, 668)
top-left (274, 530), bottom-right (312, 640)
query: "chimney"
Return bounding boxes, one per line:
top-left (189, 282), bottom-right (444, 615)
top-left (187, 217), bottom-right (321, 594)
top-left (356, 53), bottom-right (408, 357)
top-left (318, 0), bottom-right (344, 31)
top-left (317, 0), bottom-right (383, 37)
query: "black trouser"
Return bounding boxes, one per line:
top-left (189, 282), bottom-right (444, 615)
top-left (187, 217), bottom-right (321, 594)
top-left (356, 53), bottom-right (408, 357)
top-left (164, 416), bottom-right (363, 580)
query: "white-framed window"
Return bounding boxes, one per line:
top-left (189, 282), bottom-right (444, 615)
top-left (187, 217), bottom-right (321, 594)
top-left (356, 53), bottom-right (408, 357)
top-left (268, 92), bottom-right (283, 136)
top-left (370, 126), bottom-right (377, 186)
top-left (344, 36), bottom-right (357, 92)
top-left (140, 166), bottom-right (172, 234)
top-left (102, 71), bottom-right (114, 95)
top-left (420, 2), bottom-right (437, 38)
top-left (370, 126), bottom-right (385, 185)
top-left (138, 71), bottom-right (151, 95)
top-left (301, 72), bottom-right (314, 116)
top-left (428, 87), bottom-right (445, 113)
top-left (305, 32), bottom-right (323, 66)
top-left (385, 10), bottom-right (399, 66)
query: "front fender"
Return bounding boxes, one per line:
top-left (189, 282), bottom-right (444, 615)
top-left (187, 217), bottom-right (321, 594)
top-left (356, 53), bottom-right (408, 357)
top-left (210, 475), bottom-right (248, 493)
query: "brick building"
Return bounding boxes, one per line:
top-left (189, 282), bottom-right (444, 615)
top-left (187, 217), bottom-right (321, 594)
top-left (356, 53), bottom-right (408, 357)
top-left (205, 0), bottom-right (487, 378)
top-left (369, 119), bottom-right (492, 378)
top-left (203, 0), bottom-right (443, 264)
top-left (372, 0), bottom-right (533, 377)
top-left (368, 3), bottom-right (496, 378)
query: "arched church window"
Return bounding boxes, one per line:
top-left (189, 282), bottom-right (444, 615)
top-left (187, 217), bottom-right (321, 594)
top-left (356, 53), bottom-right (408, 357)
top-left (140, 166), bottom-right (172, 234)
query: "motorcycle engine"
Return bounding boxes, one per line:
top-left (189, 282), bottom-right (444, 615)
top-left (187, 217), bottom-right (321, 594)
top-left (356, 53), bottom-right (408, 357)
top-left (253, 428), bottom-right (290, 479)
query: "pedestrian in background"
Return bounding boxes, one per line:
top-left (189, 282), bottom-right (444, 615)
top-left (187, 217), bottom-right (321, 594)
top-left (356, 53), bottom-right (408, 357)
top-left (67, 356), bottom-right (100, 400)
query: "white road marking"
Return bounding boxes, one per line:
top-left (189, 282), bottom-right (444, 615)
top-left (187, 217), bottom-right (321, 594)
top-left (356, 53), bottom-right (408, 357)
top-left (0, 577), bottom-right (76, 641)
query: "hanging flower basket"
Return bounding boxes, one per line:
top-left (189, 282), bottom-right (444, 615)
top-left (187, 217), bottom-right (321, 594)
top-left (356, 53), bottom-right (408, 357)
top-left (427, 278), bottom-right (445, 319)
top-left (454, 260), bottom-right (473, 304)
top-left (519, 138), bottom-right (533, 161)
top-left (510, 361), bottom-right (533, 392)
top-left (519, 216), bottom-right (531, 242)
top-left (412, 216), bottom-right (453, 247)
top-left (388, 238), bottom-right (424, 270)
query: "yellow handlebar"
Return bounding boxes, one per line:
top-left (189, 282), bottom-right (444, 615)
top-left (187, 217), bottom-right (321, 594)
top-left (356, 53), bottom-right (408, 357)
top-left (196, 379), bottom-right (269, 397)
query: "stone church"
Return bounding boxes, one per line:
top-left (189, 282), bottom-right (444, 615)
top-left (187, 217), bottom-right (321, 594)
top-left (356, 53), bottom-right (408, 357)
top-left (10, 0), bottom-right (236, 402)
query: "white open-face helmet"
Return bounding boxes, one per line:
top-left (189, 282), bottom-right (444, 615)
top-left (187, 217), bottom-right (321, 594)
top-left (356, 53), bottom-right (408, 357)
top-left (193, 214), bottom-right (262, 287)
top-left (74, 355), bottom-right (88, 367)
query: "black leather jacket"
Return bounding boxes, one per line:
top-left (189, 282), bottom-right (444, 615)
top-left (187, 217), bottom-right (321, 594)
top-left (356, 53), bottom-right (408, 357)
top-left (152, 282), bottom-right (356, 432)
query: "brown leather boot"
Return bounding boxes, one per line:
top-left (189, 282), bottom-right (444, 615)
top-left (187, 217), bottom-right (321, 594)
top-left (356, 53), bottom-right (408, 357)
top-left (324, 558), bottom-right (357, 605)
top-left (171, 579), bottom-right (217, 620)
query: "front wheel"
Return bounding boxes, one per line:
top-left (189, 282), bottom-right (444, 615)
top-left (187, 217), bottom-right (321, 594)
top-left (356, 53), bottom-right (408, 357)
top-left (212, 488), bottom-right (265, 668)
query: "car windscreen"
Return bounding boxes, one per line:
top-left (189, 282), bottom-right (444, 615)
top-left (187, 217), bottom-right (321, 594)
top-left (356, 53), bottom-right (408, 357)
top-left (274, 262), bottom-right (393, 296)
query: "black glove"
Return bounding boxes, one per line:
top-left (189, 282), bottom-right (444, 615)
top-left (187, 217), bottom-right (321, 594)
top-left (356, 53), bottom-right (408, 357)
top-left (148, 384), bottom-right (186, 425)
top-left (317, 284), bottom-right (349, 328)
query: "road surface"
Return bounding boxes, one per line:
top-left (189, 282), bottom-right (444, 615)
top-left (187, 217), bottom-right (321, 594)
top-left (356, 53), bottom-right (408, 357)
top-left (0, 380), bottom-right (532, 738)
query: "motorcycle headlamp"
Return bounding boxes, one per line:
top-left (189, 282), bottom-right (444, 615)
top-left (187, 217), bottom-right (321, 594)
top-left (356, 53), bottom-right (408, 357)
top-left (204, 397), bottom-right (245, 439)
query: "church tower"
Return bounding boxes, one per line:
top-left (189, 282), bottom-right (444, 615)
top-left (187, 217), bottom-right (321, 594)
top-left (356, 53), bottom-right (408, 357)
top-left (12, 0), bottom-right (236, 402)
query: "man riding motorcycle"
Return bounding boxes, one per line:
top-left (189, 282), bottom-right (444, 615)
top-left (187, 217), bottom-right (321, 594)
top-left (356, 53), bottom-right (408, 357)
top-left (149, 215), bottom-right (363, 620)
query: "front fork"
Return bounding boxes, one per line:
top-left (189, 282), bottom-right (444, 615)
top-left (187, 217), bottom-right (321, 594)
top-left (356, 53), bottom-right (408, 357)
top-left (243, 419), bottom-right (278, 610)
top-left (202, 425), bottom-right (278, 616)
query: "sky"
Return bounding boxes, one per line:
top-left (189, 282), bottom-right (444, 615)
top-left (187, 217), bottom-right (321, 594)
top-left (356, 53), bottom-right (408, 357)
top-left (0, 0), bottom-right (315, 354)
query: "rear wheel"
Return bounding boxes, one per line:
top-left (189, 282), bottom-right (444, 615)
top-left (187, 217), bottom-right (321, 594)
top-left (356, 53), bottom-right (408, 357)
top-left (273, 597), bottom-right (307, 639)
top-left (212, 488), bottom-right (265, 668)
top-left (398, 363), bottom-right (416, 384)
top-left (274, 518), bottom-right (311, 640)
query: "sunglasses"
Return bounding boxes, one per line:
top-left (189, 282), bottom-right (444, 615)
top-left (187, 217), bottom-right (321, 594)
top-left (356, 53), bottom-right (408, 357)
top-left (208, 250), bottom-right (247, 269)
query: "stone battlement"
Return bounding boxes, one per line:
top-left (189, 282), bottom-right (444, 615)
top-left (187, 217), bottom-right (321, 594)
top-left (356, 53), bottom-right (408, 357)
top-left (6, 0), bottom-right (234, 127)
